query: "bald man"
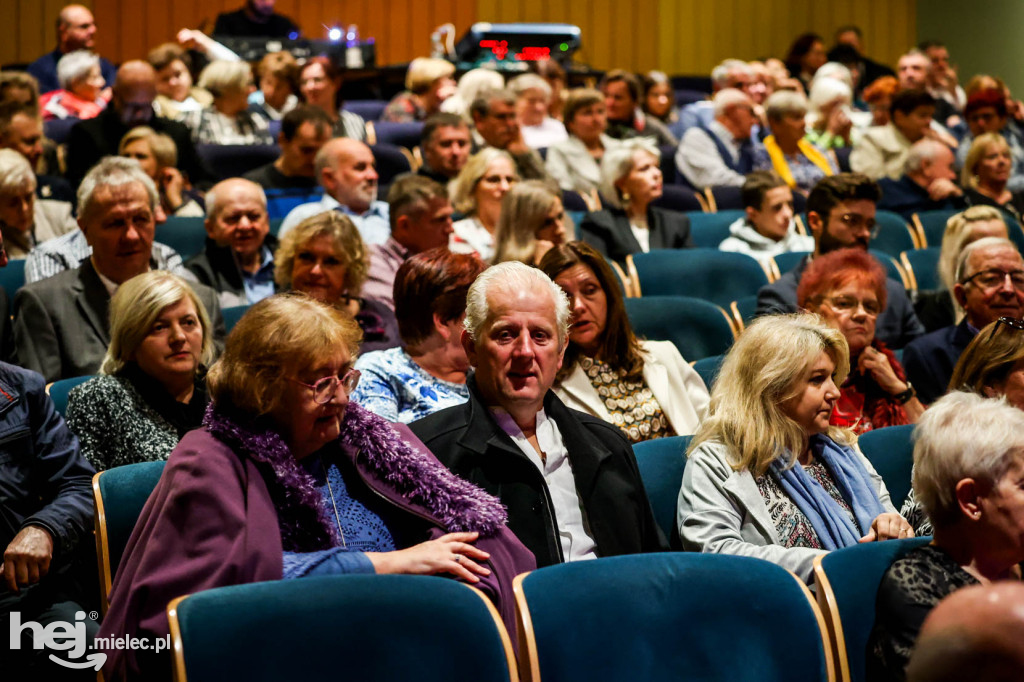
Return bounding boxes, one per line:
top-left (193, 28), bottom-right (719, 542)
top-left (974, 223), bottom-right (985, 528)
top-left (27, 4), bottom-right (117, 94)
top-left (65, 60), bottom-right (211, 187)
top-left (277, 138), bottom-right (390, 245)
top-left (907, 583), bottom-right (1024, 682)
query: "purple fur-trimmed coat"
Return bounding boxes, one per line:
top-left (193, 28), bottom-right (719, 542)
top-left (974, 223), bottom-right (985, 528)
top-left (98, 403), bottom-right (535, 682)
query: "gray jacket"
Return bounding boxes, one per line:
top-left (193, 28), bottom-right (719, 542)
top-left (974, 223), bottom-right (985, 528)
top-left (677, 439), bottom-right (896, 583)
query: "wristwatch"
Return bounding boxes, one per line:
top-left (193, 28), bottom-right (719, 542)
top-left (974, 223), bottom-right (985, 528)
top-left (893, 382), bottom-right (916, 405)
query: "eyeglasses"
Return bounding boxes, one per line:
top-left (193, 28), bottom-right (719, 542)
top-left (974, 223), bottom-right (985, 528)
top-left (960, 268), bottom-right (1024, 291)
top-left (289, 369), bottom-right (361, 404)
top-left (836, 213), bottom-right (880, 239)
top-left (988, 316), bottom-right (1024, 342)
top-left (822, 295), bottom-right (881, 317)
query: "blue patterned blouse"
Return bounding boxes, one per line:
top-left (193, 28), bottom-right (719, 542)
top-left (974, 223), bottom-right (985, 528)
top-left (352, 347), bottom-right (469, 424)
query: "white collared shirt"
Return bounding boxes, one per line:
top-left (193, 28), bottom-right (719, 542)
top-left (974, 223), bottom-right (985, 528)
top-left (491, 407), bottom-right (598, 562)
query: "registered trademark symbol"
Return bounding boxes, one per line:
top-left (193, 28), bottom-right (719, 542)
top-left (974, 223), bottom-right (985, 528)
top-left (89, 611), bottom-right (99, 620)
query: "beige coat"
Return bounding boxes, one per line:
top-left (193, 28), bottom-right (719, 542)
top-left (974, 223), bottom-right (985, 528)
top-left (849, 123), bottom-right (913, 181)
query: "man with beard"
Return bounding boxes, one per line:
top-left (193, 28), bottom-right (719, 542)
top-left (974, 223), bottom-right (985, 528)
top-left (756, 173), bottom-right (925, 348)
top-left (213, 0), bottom-right (300, 39)
top-left (64, 61), bottom-right (210, 188)
top-left (278, 138), bottom-right (390, 245)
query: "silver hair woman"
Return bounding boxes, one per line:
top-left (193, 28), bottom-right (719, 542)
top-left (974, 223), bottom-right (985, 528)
top-left (678, 313), bottom-right (910, 584)
top-left (0, 149), bottom-right (76, 258)
top-left (65, 271), bottom-right (215, 471)
top-left (180, 60), bottom-right (272, 146)
top-left (491, 180), bottom-right (568, 265)
top-left (867, 391), bottom-right (1024, 680)
top-left (40, 49), bottom-right (107, 120)
top-left (760, 90), bottom-right (837, 195)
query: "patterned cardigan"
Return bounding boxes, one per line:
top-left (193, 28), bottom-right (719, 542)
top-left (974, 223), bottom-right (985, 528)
top-left (65, 375), bottom-right (182, 471)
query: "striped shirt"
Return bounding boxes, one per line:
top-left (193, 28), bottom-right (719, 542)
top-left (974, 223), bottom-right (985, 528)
top-left (25, 230), bottom-right (194, 284)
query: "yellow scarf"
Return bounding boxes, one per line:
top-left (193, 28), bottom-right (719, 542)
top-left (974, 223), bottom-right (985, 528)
top-left (764, 135), bottom-right (834, 188)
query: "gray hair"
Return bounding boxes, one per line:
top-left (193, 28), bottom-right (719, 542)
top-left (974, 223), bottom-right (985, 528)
top-left (765, 90), bottom-right (808, 122)
top-left (77, 156), bottom-right (159, 223)
top-left (808, 77), bottom-right (852, 114)
top-left (599, 137), bottom-right (660, 210)
top-left (0, 148), bottom-right (36, 195)
top-left (713, 88), bottom-right (752, 118)
top-left (57, 50), bottom-right (100, 91)
top-left (905, 139), bottom-right (951, 174)
top-left (198, 60), bottom-right (252, 98)
top-left (469, 88), bottom-right (517, 121)
top-left (912, 391), bottom-right (1024, 529)
top-left (955, 236), bottom-right (1020, 283)
top-left (711, 59), bottom-right (753, 88)
top-left (204, 179), bottom-right (267, 221)
top-left (811, 62), bottom-right (853, 90)
top-left (509, 73), bottom-right (551, 99)
top-left (102, 271), bottom-right (215, 375)
top-left (463, 261), bottom-right (570, 347)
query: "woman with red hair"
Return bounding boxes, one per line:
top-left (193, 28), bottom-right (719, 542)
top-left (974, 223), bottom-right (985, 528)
top-left (798, 248), bottom-right (925, 432)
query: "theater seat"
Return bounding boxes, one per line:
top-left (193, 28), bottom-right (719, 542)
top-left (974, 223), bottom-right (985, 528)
top-left (366, 121), bottom-right (424, 149)
top-left (46, 374), bottom-right (92, 418)
top-left (168, 576), bottom-right (517, 682)
top-left (687, 210), bottom-right (745, 248)
top-left (651, 185), bottom-right (706, 213)
top-left (856, 424), bottom-right (916, 508)
top-left (370, 143), bottom-right (413, 185)
top-left (627, 248), bottom-right (770, 309)
top-left (344, 99), bottom-right (389, 122)
top-left (197, 144), bottom-right (281, 182)
top-left (911, 209), bottom-right (957, 248)
top-left (624, 295), bottom-right (735, 361)
top-left (155, 217), bottom-right (208, 260)
top-left (633, 435), bottom-right (692, 548)
top-left (900, 248), bottom-right (941, 292)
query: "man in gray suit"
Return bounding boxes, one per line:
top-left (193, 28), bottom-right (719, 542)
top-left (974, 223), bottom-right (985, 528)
top-left (13, 157), bottom-right (224, 383)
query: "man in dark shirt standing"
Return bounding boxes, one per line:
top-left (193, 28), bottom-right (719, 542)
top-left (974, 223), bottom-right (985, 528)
top-left (213, 0), bottom-right (301, 38)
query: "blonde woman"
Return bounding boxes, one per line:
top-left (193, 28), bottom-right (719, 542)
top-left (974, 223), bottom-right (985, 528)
top-left (119, 126), bottom-right (204, 217)
top-left (491, 180), bottom-right (568, 265)
top-left (448, 148), bottom-right (519, 260)
top-left (65, 272), bottom-right (214, 471)
top-left (961, 133), bottom-right (1024, 222)
top-left (678, 313), bottom-right (910, 584)
top-left (181, 60), bottom-right (271, 145)
top-left (382, 57), bottom-right (457, 122)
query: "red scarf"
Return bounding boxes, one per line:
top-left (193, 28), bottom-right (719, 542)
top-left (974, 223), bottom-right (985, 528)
top-left (830, 340), bottom-right (910, 434)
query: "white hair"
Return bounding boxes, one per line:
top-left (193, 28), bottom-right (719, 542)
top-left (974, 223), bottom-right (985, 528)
top-left (808, 77), bottom-right (852, 114)
top-left (712, 88), bottom-right (752, 118)
top-left (464, 261), bottom-right (570, 347)
top-left (0, 148), bottom-right (36, 195)
top-left (811, 62), bottom-right (854, 91)
top-left (913, 391), bottom-right (1024, 529)
top-left (954, 236), bottom-right (1020, 283)
top-left (765, 90), bottom-right (808, 121)
top-left (57, 50), bottom-right (100, 91)
top-left (905, 139), bottom-right (951, 174)
top-left (509, 73), bottom-right (552, 99)
top-left (711, 59), bottom-right (753, 87)
top-left (77, 156), bottom-right (159, 223)
top-left (598, 137), bottom-right (660, 210)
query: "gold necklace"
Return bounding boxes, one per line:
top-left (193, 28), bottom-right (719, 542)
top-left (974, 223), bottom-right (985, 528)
top-left (321, 460), bottom-right (348, 549)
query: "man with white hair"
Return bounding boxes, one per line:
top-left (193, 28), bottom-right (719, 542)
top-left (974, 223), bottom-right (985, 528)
top-left (13, 157), bottom-right (224, 382)
top-left (676, 88), bottom-right (762, 189)
top-left (186, 177), bottom-right (278, 308)
top-left (903, 236), bottom-right (1024, 403)
top-left (674, 59), bottom-right (763, 139)
top-left (277, 137), bottom-right (390, 243)
top-left (877, 138), bottom-right (966, 218)
top-left (26, 4), bottom-right (117, 94)
top-left (410, 261), bottom-right (665, 567)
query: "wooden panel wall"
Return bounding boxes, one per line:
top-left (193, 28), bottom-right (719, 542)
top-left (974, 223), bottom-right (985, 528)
top-left (3, 0), bottom-right (916, 79)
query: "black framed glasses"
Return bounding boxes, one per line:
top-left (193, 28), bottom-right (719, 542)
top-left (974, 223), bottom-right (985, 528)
top-left (290, 369), bottom-right (361, 404)
top-left (988, 316), bottom-right (1024, 342)
top-left (960, 268), bottom-right (1024, 291)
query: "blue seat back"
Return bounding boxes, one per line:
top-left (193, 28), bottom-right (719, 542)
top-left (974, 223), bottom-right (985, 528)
top-left (869, 249), bottom-right (910, 291)
top-left (815, 537), bottom-right (931, 682)
top-left (651, 185), bottom-right (704, 212)
top-left (708, 184), bottom-right (743, 211)
top-left (772, 250), bottom-right (811, 276)
top-left (624, 296), bottom-right (735, 361)
top-left (156, 217), bottom-right (208, 260)
top-left (687, 210), bottom-right (744, 248)
top-left (630, 248), bottom-right (769, 308)
top-left (856, 424), bottom-right (916, 508)
top-left (901, 248), bottom-right (941, 291)
top-left (221, 305), bottom-right (251, 333)
top-left (633, 435), bottom-right (691, 548)
top-left (171, 575), bottom-right (516, 682)
top-left (871, 210), bottom-right (918, 257)
top-left (0, 259), bottom-right (27, 298)
top-left (94, 460), bottom-right (167, 602)
top-left (731, 294), bottom-right (759, 330)
top-left (371, 121), bottom-right (424, 149)
top-left (913, 209), bottom-right (958, 247)
top-left (370, 143), bottom-right (412, 185)
top-left (516, 553), bottom-right (832, 682)
top-left (48, 375), bottom-right (92, 418)
top-left (197, 144), bottom-right (280, 181)
top-left (561, 189), bottom-right (589, 211)
top-left (344, 99), bottom-right (389, 122)
top-left (44, 117), bottom-right (80, 144)
top-left (264, 187), bottom-right (324, 220)
top-left (692, 354), bottom-right (725, 392)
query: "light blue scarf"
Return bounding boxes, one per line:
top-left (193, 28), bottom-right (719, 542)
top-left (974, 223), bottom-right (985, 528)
top-left (770, 434), bottom-right (886, 550)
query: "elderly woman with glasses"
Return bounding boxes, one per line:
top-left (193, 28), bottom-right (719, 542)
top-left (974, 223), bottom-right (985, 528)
top-left (798, 248), bottom-right (924, 433)
top-left (867, 391), bottom-right (1024, 682)
top-left (98, 293), bottom-right (534, 682)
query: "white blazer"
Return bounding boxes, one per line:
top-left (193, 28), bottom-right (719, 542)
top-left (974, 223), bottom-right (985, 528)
top-left (554, 340), bottom-right (710, 437)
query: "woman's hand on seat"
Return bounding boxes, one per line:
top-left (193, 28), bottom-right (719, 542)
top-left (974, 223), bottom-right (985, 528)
top-left (860, 512), bottom-right (915, 543)
top-left (366, 531), bottom-right (491, 582)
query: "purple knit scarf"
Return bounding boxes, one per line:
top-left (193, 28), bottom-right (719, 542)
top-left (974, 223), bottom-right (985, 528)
top-left (204, 402), bottom-right (508, 553)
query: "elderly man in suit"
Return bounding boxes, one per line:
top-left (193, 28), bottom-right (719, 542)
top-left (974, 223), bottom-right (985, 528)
top-left (13, 157), bottom-right (224, 383)
top-left (409, 261), bottom-right (665, 567)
